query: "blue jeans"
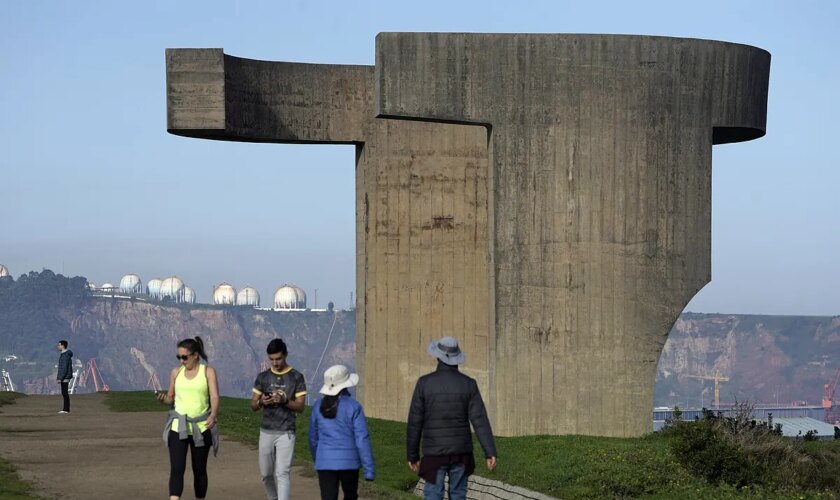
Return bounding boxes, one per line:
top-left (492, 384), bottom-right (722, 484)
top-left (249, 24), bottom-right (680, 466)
top-left (423, 463), bottom-right (467, 500)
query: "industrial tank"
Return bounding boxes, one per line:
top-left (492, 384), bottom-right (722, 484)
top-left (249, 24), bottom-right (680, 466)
top-left (183, 285), bottom-right (196, 304)
top-left (274, 284), bottom-right (306, 309)
top-left (160, 276), bottom-right (185, 302)
top-left (119, 273), bottom-right (143, 294)
top-left (237, 286), bottom-right (260, 306)
top-left (213, 283), bottom-right (236, 305)
top-left (146, 278), bottom-right (163, 299)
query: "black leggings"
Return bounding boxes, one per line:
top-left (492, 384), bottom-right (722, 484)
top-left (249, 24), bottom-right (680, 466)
top-left (60, 382), bottom-right (70, 412)
top-left (317, 469), bottom-right (360, 500)
top-left (168, 429), bottom-right (212, 498)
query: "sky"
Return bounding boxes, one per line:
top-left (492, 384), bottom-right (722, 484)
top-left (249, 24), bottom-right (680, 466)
top-left (1, 1), bottom-right (838, 315)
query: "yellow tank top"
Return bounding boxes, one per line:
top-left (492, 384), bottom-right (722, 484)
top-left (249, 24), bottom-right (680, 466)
top-left (171, 364), bottom-right (210, 434)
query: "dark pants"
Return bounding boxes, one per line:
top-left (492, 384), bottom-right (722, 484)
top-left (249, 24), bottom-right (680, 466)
top-left (168, 429), bottom-right (212, 498)
top-left (317, 469), bottom-right (359, 500)
top-left (60, 382), bottom-right (70, 412)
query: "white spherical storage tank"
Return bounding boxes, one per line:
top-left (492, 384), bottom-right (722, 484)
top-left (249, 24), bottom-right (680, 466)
top-left (213, 283), bottom-right (236, 305)
top-left (274, 284), bottom-right (307, 309)
top-left (0, 264), bottom-right (9, 278)
top-left (119, 273), bottom-right (143, 294)
top-left (146, 278), bottom-right (163, 299)
top-left (160, 276), bottom-right (185, 302)
top-left (87, 281), bottom-right (97, 290)
top-left (236, 286), bottom-right (260, 306)
top-left (101, 282), bottom-right (115, 289)
top-left (183, 286), bottom-right (196, 304)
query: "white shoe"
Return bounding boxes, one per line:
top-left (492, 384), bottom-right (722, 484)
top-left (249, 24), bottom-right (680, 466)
top-left (58, 410), bottom-right (69, 414)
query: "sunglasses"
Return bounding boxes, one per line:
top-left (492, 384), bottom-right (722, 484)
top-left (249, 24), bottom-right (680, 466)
top-left (175, 353), bottom-right (194, 361)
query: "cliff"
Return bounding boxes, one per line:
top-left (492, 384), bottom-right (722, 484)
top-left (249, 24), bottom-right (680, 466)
top-left (2, 297), bottom-right (355, 398)
top-left (2, 291), bottom-right (839, 407)
top-left (655, 313), bottom-right (840, 407)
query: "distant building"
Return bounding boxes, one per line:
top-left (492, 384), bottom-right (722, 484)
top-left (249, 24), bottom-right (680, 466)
top-left (146, 278), bottom-right (163, 299)
top-left (759, 417), bottom-right (837, 441)
top-left (119, 273), bottom-right (143, 294)
top-left (213, 283), bottom-right (236, 305)
top-left (274, 284), bottom-right (306, 309)
top-left (237, 286), bottom-right (260, 306)
top-left (160, 276), bottom-right (186, 302)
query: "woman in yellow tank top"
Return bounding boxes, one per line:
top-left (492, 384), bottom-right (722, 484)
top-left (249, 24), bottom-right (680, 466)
top-left (155, 336), bottom-right (220, 500)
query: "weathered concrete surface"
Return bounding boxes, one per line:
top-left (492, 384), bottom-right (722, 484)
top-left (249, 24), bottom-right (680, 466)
top-left (165, 33), bottom-right (770, 437)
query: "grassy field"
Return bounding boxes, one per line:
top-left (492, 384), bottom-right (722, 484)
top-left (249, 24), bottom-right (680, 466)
top-left (105, 392), bottom-right (838, 499)
top-left (0, 392), bottom-right (42, 500)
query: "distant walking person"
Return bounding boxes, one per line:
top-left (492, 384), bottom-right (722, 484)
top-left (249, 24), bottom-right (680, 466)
top-left (156, 336), bottom-right (220, 500)
top-left (56, 340), bottom-right (73, 414)
top-left (251, 338), bottom-right (307, 500)
top-left (309, 364), bottom-right (375, 500)
top-left (407, 336), bottom-right (497, 500)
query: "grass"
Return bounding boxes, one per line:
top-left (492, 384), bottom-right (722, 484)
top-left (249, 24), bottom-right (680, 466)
top-left (104, 392), bottom-right (838, 499)
top-left (0, 392), bottom-right (42, 499)
top-left (0, 391), bottom-right (25, 408)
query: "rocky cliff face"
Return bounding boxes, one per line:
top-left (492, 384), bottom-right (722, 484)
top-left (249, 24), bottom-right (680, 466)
top-left (655, 313), bottom-right (840, 407)
top-left (7, 298), bottom-right (356, 398)
top-left (3, 298), bottom-right (838, 407)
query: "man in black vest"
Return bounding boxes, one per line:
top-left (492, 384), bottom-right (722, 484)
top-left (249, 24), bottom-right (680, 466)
top-left (406, 336), bottom-right (497, 500)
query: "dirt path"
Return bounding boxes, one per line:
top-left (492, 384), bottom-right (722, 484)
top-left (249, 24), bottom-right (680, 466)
top-left (0, 394), bottom-right (330, 499)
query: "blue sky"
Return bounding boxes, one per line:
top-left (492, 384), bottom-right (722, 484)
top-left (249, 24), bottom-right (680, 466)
top-left (1, 1), bottom-right (838, 314)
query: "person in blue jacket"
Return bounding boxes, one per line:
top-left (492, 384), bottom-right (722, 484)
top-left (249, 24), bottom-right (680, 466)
top-left (309, 364), bottom-right (375, 500)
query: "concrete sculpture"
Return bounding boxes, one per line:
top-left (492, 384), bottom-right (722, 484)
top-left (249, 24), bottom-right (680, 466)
top-left (166, 34), bottom-right (769, 436)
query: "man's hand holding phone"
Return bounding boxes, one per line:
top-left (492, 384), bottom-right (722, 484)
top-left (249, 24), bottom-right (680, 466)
top-left (270, 390), bottom-right (288, 406)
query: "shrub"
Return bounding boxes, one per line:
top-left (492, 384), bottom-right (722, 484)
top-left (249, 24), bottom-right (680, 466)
top-left (663, 401), bottom-right (840, 494)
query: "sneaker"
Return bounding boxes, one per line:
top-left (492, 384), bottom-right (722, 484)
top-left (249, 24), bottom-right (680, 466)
top-left (58, 410), bottom-right (69, 414)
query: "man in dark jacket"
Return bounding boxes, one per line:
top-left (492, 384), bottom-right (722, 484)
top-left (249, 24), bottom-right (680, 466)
top-left (406, 336), bottom-right (497, 500)
top-left (56, 340), bottom-right (73, 413)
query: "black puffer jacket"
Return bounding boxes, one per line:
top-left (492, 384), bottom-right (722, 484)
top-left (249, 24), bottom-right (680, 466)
top-left (406, 362), bottom-right (496, 461)
top-left (57, 349), bottom-right (73, 381)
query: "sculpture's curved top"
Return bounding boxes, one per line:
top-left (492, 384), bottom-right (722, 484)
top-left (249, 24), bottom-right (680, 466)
top-left (374, 33), bottom-right (769, 145)
top-left (167, 33), bottom-right (769, 149)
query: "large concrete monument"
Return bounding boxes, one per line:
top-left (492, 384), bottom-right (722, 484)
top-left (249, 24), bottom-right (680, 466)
top-left (166, 34), bottom-right (769, 437)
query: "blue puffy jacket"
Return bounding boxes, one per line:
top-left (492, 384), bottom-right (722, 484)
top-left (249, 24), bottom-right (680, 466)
top-left (309, 393), bottom-right (375, 480)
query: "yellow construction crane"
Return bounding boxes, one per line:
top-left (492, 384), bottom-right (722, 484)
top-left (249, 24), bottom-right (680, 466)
top-left (686, 371), bottom-right (729, 409)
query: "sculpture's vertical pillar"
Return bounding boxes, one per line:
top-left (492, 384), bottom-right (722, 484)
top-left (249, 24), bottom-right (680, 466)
top-left (357, 120), bottom-right (491, 418)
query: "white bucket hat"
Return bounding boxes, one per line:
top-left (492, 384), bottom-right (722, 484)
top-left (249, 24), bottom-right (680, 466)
top-left (319, 364), bottom-right (359, 396)
top-left (427, 336), bottom-right (465, 365)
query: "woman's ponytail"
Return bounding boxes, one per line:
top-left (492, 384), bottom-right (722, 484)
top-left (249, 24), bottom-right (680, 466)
top-left (193, 336), bottom-right (208, 361)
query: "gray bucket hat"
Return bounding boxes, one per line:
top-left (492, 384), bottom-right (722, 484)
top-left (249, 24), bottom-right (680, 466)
top-left (427, 336), bottom-right (465, 365)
